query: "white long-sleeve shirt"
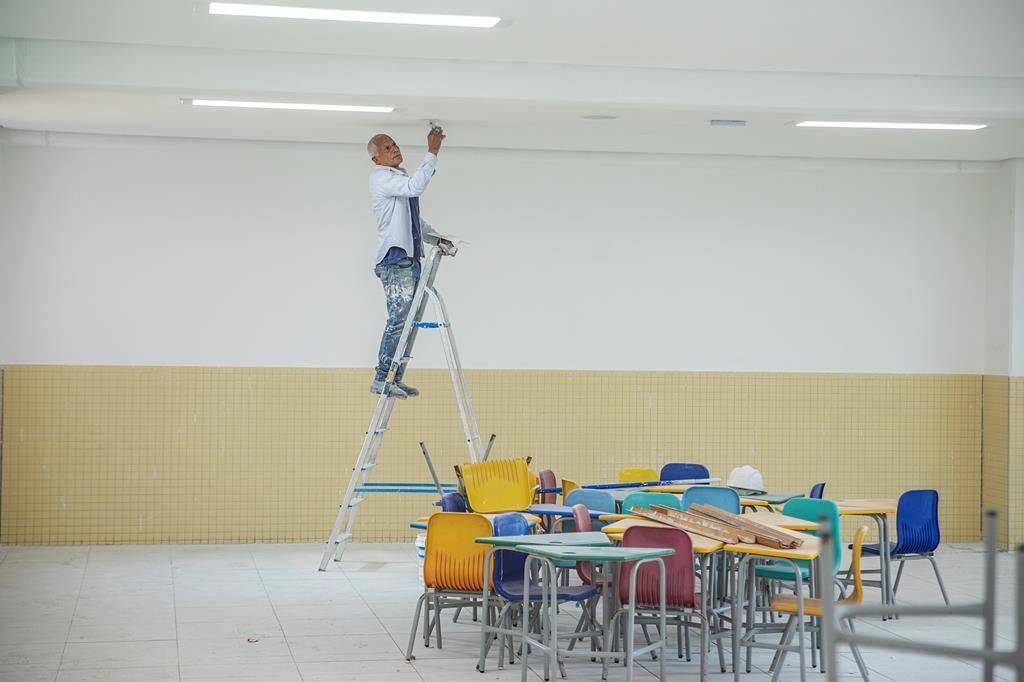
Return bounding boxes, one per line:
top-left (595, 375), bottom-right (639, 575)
top-left (369, 153), bottom-right (441, 264)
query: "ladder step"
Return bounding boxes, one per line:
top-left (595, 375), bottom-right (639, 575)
top-left (347, 497), bottom-right (365, 508)
top-left (331, 532), bottom-right (353, 545)
top-left (354, 463), bottom-right (376, 471)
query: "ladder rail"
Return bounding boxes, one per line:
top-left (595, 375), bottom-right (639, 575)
top-left (320, 243), bottom-right (482, 569)
top-left (426, 287), bottom-right (481, 463)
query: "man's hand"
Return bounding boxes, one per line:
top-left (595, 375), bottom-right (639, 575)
top-left (438, 238), bottom-right (457, 256)
top-left (427, 126), bottom-right (445, 155)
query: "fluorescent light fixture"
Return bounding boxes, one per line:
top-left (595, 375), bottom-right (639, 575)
top-left (189, 99), bottom-right (393, 113)
top-left (796, 121), bottom-right (986, 131)
top-left (208, 2), bottom-right (501, 28)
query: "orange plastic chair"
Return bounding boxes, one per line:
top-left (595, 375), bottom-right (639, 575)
top-left (768, 525), bottom-right (871, 679)
top-left (460, 459), bottom-right (535, 513)
top-left (407, 512), bottom-right (494, 659)
top-left (617, 467), bottom-right (659, 484)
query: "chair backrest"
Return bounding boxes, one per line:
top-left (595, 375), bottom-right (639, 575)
top-left (809, 482), bottom-right (826, 499)
top-left (440, 491), bottom-right (468, 512)
top-left (893, 489), bottom-right (941, 554)
top-left (460, 459), bottom-right (534, 513)
top-left (622, 492), bottom-right (681, 514)
top-left (423, 512), bottom-right (494, 591)
top-left (841, 525), bottom-right (870, 606)
top-left (681, 486), bottom-right (740, 514)
top-left (781, 497), bottom-right (842, 574)
top-left (491, 513), bottom-right (531, 600)
top-left (565, 488), bottom-right (617, 514)
top-left (560, 478), bottom-right (581, 504)
top-left (660, 463), bottom-right (711, 482)
top-left (537, 469), bottom-right (558, 504)
top-left (618, 467), bottom-right (659, 484)
top-left (619, 526), bottom-right (697, 607)
top-left (570, 504), bottom-right (593, 532)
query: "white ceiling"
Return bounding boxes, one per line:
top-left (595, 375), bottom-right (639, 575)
top-left (1, 0), bottom-right (1023, 160)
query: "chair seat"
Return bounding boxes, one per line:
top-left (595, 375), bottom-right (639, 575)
top-left (771, 592), bottom-right (857, 617)
top-left (770, 593), bottom-right (824, 617)
top-left (495, 580), bottom-right (597, 603)
top-left (854, 542), bottom-right (932, 558)
top-left (755, 563), bottom-right (809, 581)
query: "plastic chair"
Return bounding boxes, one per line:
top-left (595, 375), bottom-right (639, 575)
top-left (560, 478), bottom-right (580, 505)
top-left (565, 488), bottom-right (616, 531)
top-left (768, 525), bottom-right (871, 680)
top-left (860, 489), bottom-right (950, 605)
top-left (755, 498), bottom-right (841, 582)
top-left (407, 512), bottom-right (492, 659)
top-left (612, 526), bottom-right (712, 679)
top-left (660, 463), bottom-right (711, 483)
top-left (622, 492), bottom-right (682, 514)
top-left (536, 469), bottom-right (558, 531)
top-left (618, 467), bottom-right (659, 484)
top-left (537, 469), bottom-right (558, 504)
top-left (440, 492), bottom-right (468, 512)
top-left (460, 459), bottom-right (534, 513)
top-left (482, 513), bottom-right (600, 669)
top-left (809, 482), bottom-right (826, 499)
top-left (681, 486), bottom-right (740, 514)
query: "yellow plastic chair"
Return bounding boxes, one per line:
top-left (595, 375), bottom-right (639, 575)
top-left (560, 478), bottom-right (581, 505)
top-left (406, 512), bottom-right (493, 659)
top-left (617, 467), bottom-right (659, 484)
top-left (460, 459), bottom-right (535, 513)
top-left (768, 525), bottom-right (871, 680)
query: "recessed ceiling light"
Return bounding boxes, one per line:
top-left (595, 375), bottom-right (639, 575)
top-left (582, 114), bottom-right (616, 120)
top-left (187, 99), bottom-right (394, 113)
top-left (208, 2), bottom-right (501, 28)
top-left (796, 121), bottom-right (986, 131)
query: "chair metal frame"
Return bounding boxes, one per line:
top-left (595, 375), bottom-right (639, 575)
top-left (821, 511), bottom-right (1023, 682)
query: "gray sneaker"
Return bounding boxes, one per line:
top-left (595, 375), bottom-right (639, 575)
top-left (395, 381), bottom-right (419, 397)
top-left (370, 380), bottom-right (408, 400)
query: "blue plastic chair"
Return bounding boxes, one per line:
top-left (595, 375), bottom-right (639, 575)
top-left (622, 492), bottom-right (682, 514)
top-left (809, 482), bottom-right (826, 499)
top-left (491, 514), bottom-right (595, 599)
top-left (681, 486), bottom-right (740, 514)
top-left (660, 463), bottom-right (711, 483)
top-left (564, 489), bottom-right (616, 532)
top-left (755, 498), bottom-right (841, 582)
top-left (440, 492), bottom-right (468, 512)
top-left (860, 489), bottom-right (950, 605)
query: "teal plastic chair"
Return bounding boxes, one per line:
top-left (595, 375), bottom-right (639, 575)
top-left (755, 498), bottom-right (841, 582)
top-left (681, 486), bottom-right (740, 514)
top-left (621, 492), bottom-right (681, 514)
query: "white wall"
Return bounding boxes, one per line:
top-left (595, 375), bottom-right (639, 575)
top-left (986, 161), bottom-right (1015, 375)
top-left (0, 130), bottom-right (998, 373)
top-left (1012, 160), bottom-right (1024, 376)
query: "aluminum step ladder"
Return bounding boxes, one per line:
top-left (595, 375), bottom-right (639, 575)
top-left (319, 244), bottom-right (482, 570)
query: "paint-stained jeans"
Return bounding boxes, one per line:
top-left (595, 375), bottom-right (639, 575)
top-left (374, 257), bottom-right (421, 382)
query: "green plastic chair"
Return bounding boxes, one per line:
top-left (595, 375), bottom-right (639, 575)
top-left (621, 492), bottom-right (681, 514)
top-left (754, 498), bottom-right (841, 581)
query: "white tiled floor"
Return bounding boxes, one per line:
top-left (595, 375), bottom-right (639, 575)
top-left (0, 542), bottom-right (1017, 681)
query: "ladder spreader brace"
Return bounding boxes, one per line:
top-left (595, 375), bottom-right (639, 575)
top-left (319, 244), bottom-right (483, 570)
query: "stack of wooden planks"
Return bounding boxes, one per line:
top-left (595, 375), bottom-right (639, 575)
top-left (629, 503), bottom-right (806, 549)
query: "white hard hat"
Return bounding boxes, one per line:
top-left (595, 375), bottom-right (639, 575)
top-left (727, 466), bottom-right (766, 494)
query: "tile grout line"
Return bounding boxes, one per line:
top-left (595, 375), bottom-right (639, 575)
top-left (250, 546), bottom-right (305, 681)
top-left (341, 559), bottom-right (430, 682)
top-left (171, 545), bottom-right (182, 682)
top-left (54, 546), bottom-right (92, 682)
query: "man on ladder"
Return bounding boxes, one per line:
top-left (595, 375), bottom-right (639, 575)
top-left (367, 125), bottom-right (455, 400)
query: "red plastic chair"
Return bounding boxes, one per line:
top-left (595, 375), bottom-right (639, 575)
top-left (615, 526), bottom-right (712, 677)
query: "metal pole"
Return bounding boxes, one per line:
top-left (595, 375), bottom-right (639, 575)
top-left (419, 441), bottom-right (446, 498)
top-left (982, 510), bottom-right (997, 681)
top-left (483, 434), bottom-right (497, 461)
top-left (818, 516), bottom-right (839, 682)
